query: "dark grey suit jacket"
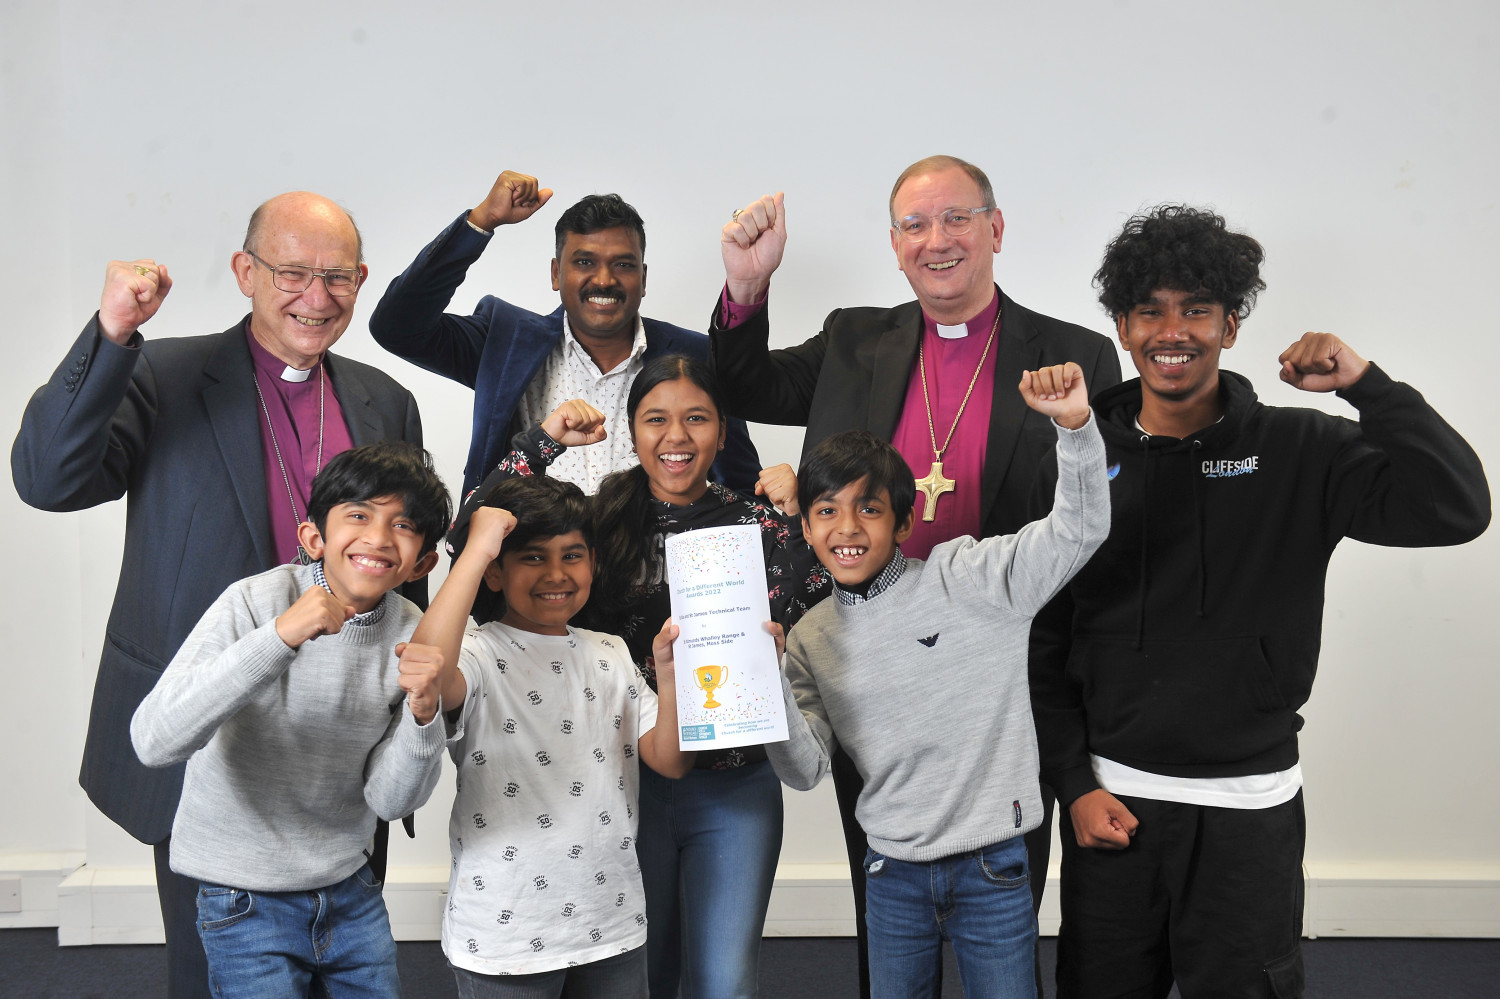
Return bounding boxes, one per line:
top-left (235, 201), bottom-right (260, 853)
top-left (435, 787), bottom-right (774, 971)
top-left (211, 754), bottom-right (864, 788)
top-left (709, 289), bottom-right (1122, 538)
top-left (12, 316), bottom-right (424, 844)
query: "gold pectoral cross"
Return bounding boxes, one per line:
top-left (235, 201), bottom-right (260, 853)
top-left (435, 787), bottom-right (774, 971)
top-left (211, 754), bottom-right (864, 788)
top-left (914, 460), bottom-right (955, 523)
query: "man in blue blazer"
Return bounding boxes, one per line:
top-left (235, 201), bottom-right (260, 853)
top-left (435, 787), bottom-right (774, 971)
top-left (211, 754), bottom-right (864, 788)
top-left (12, 192), bottom-right (425, 999)
top-left (369, 169), bottom-right (759, 499)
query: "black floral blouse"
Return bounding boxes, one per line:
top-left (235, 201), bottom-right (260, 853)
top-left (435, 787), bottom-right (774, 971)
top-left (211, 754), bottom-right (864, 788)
top-left (451, 426), bottom-right (831, 770)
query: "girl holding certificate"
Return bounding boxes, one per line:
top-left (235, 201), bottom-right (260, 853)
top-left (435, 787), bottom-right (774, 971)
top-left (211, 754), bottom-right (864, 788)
top-left (456, 355), bottom-right (829, 999)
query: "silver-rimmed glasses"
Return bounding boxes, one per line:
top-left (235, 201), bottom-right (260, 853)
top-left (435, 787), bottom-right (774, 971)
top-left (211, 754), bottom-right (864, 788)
top-left (248, 252), bottom-right (361, 296)
top-left (892, 207), bottom-right (994, 243)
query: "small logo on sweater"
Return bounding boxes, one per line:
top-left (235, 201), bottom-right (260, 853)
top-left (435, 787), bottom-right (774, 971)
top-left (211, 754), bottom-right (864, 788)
top-left (1107, 463), bottom-right (1122, 481)
top-left (917, 634), bottom-right (939, 647)
top-left (1013, 800), bottom-right (1022, 828)
top-left (1202, 456), bottom-right (1259, 478)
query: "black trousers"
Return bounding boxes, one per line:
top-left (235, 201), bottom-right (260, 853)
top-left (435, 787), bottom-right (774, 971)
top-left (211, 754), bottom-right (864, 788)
top-left (830, 747), bottom-right (1055, 999)
top-left (1056, 791), bottom-right (1306, 999)
top-left (153, 840), bottom-right (210, 999)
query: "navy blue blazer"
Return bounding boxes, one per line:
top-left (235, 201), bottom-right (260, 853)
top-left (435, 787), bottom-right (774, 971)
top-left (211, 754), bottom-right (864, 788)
top-left (12, 317), bottom-right (424, 843)
top-left (369, 212), bottom-right (760, 497)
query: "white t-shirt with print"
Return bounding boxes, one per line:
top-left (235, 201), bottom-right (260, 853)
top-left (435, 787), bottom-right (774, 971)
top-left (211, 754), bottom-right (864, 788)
top-left (442, 621), bottom-right (659, 976)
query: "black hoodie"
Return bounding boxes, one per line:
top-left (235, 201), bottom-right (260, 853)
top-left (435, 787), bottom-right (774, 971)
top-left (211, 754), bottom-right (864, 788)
top-left (1031, 365), bottom-right (1490, 806)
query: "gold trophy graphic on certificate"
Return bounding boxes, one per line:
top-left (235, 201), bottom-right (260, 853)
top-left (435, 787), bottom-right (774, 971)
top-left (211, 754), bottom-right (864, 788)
top-left (694, 664), bottom-right (728, 709)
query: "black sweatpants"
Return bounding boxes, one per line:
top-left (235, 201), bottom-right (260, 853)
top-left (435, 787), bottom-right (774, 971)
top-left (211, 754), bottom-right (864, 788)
top-left (1056, 791), bottom-right (1306, 999)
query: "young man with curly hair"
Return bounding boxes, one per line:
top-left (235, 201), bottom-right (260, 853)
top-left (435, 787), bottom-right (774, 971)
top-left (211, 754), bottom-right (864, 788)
top-left (1031, 205), bottom-right (1490, 998)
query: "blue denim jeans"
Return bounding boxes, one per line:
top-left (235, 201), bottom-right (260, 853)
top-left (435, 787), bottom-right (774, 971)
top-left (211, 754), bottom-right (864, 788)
top-left (195, 862), bottom-right (399, 998)
top-left (863, 837), bottom-right (1037, 999)
top-left (637, 759), bottom-right (784, 999)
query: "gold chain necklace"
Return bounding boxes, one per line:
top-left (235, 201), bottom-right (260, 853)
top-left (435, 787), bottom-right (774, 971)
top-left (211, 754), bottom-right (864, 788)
top-left (913, 306), bottom-right (1000, 523)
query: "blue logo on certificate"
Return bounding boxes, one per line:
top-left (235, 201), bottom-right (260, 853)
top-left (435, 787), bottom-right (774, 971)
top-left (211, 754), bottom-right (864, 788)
top-left (681, 724), bottom-right (716, 742)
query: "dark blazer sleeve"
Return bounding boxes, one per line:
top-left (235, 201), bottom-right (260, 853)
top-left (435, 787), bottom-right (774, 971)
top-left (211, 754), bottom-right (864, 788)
top-left (708, 302), bottom-right (829, 427)
top-left (645, 319), bottom-right (763, 493)
top-left (13, 315), bottom-right (152, 511)
top-left (367, 210), bottom-right (495, 387)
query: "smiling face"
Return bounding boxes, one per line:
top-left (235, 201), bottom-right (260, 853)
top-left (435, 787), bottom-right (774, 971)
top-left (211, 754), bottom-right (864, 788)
top-left (482, 530), bottom-right (594, 636)
top-left (631, 377), bottom-right (726, 506)
top-left (231, 192), bottom-right (367, 370)
top-left (297, 494), bottom-right (438, 614)
top-left (802, 478), bottom-right (915, 588)
top-left (550, 227), bottom-right (646, 350)
top-left (1117, 287), bottom-right (1238, 413)
top-left (888, 166), bottom-right (1004, 325)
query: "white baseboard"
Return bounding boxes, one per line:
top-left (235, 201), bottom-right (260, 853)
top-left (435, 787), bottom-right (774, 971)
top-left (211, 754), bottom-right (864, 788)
top-left (0, 853), bottom-right (85, 932)
top-left (30, 860), bottom-right (1500, 945)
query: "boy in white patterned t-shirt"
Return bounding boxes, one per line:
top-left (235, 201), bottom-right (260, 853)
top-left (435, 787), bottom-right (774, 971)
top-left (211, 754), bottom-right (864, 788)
top-left (413, 469), bottom-right (693, 998)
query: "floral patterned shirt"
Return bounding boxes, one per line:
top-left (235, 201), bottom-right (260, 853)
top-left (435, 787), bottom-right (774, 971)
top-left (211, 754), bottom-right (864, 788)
top-left (452, 425), bottom-right (831, 770)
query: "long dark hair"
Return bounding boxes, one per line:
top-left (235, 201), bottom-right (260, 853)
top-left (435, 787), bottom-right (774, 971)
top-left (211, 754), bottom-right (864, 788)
top-left (587, 354), bottom-right (727, 621)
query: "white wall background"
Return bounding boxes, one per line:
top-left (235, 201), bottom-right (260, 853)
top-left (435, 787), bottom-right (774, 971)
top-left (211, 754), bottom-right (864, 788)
top-left (3, 0), bottom-right (1496, 936)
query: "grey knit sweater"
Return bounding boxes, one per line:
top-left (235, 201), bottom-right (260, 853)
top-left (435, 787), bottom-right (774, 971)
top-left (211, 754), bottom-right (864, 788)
top-left (767, 415), bottom-right (1109, 862)
top-left (130, 563), bottom-right (445, 891)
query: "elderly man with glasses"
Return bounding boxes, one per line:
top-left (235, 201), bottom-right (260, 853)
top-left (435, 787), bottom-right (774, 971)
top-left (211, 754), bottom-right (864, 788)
top-left (710, 154), bottom-right (1120, 999)
top-left (13, 190), bottom-right (425, 999)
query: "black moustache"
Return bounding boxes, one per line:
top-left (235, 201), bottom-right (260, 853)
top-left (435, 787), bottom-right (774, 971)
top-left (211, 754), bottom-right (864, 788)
top-left (581, 289), bottom-right (624, 302)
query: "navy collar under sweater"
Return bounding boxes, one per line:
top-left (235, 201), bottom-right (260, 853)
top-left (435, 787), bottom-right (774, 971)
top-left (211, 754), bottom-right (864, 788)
top-left (833, 549), bottom-right (908, 606)
top-left (311, 559), bottom-right (388, 629)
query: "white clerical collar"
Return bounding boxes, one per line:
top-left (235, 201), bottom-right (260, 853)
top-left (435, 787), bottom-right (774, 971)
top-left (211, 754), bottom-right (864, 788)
top-left (935, 323), bottom-right (968, 340)
top-left (280, 364), bottom-right (313, 383)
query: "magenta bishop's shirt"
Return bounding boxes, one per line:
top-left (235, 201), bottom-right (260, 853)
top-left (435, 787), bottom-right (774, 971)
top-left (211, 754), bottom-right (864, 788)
top-left (245, 326), bottom-right (354, 564)
top-left (889, 291), bottom-right (1001, 560)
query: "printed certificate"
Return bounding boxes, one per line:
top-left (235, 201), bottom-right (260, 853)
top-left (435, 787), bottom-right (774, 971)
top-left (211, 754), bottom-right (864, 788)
top-left (665, 524), bottom-right (788, 750)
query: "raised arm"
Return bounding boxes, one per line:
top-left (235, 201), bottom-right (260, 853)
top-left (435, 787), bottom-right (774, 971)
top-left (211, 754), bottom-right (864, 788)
top-left (412, 506), bottom-right (519, 712)
top-left (368, 169), bottom-right (554, 384)
top-left (1279, 333), bottom-right (1490, 545)
top-left (636, 619), bottom-right (695, 778)
top-left (949, 364), bottom-right (1110, 618)
top-left (13, 262), bottom-right (173, 511)
top-left (708, 192), bottom-right (831, 426)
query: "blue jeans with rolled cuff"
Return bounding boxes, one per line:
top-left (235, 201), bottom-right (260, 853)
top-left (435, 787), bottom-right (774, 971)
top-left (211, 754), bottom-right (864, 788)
top-left (195, 861), bottom-right (399, 998)
top-left (863, 836), bottom-right (1037, 999)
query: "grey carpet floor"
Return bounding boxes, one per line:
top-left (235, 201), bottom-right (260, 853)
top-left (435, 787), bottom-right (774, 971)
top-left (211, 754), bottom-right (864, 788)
top-left (2, 930), bottom-right (1498, 997)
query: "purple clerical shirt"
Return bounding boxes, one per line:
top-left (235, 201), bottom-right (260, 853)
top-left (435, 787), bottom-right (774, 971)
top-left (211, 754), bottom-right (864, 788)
top-left (888, 291), bottom-right (1000, 559)
top-left (717, 287), bottom-right (1001, 559)
top-left (245, 326), bottom-right (355, 564)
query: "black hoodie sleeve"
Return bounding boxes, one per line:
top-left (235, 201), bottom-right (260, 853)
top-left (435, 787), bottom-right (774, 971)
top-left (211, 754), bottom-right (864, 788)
top-left (1326, 364), bottom-right (1490, 547)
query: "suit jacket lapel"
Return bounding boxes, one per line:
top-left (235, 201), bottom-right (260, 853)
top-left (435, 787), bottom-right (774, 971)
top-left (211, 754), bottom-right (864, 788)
top-left (324, 353), bottom-right (383, 446)
top-left (868, 303), bottom-right (923, 440)
top-left (981, 290), bottom-right (1042, 525)
top-left (202, 322), bottom-right (276, 569)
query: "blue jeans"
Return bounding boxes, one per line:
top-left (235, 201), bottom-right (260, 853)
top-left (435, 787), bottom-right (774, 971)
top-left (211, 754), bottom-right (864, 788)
top-left (195, 862), bottom-right (399, 998)
top-left (863, 837), bottom-right (1037, 999)
top-left (637, 759), bottom-right (783, 999)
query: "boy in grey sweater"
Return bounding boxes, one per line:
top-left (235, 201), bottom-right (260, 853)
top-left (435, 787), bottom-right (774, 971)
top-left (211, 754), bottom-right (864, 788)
top-left (767, 364), bottom-right (1109, 999)
top-left (130, 442), bottom-right (453, 998)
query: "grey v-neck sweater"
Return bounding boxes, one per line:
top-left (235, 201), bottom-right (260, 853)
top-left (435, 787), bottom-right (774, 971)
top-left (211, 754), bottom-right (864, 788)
top-left (767, 415), bottom-right (1108, 862)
